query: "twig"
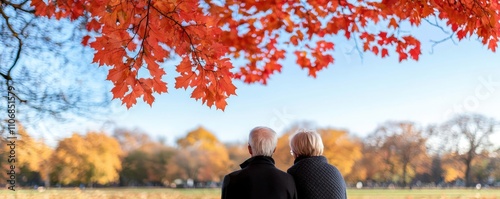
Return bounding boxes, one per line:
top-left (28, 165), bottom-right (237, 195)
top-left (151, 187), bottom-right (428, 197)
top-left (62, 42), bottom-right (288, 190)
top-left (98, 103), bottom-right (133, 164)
top-left (0, 6), bottom-right (23, 81)
top-left (424, 17), bottom-right (449, 35)
top-left (429, 33), bottom-right (456, 54)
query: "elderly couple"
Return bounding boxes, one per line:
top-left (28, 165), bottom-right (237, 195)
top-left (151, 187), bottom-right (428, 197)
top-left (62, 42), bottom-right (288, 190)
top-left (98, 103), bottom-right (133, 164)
top-left (221, 126), bottom-right (347, 199)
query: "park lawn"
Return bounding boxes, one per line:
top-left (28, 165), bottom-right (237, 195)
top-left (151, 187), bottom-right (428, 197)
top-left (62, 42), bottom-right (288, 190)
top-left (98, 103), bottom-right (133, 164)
top-left (0, 188), bottom-right (499, 199)
top-left (0, 188), bottom-right (219, 199)
top-left (347, 189), bottom-right (500, 199)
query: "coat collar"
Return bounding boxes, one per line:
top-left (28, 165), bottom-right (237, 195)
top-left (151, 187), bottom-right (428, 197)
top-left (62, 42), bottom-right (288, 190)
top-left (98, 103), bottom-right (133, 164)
top-left (294, 155), bottom-right (327, 164)
top-left (240, 155), bottom-right (276, 169)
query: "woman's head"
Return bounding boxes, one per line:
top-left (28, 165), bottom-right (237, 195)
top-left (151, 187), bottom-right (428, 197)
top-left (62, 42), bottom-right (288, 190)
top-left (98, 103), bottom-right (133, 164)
top-left (289, 129), bottom-right (324, 157)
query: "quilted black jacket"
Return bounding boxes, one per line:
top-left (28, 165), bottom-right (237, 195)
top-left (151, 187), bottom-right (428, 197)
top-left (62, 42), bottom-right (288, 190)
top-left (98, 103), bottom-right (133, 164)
top-left (287, 156), bottom-right (347, 199)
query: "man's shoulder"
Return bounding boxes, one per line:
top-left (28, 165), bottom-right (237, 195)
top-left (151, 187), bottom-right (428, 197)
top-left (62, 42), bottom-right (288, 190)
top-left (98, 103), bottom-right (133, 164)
top-left (225, 169), bottom-right (243, 178)
top-left (271, 166), bottom-right (293, 176)
top-left (228, 164), bottom-right (293, 179)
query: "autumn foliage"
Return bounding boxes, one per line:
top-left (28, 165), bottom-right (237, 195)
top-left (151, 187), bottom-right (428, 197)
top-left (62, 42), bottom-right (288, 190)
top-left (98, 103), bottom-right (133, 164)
top-left (50, 132), bottom-right (123, 185)
top-left (0, 114), bottom-right (498, 187)
top-left (29, 0), bottom-right (500, 109)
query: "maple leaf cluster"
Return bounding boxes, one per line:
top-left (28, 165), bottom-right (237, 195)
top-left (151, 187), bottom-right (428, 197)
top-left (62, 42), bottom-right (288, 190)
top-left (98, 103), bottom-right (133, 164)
top-left (31, 0), bottom-right (500, 110)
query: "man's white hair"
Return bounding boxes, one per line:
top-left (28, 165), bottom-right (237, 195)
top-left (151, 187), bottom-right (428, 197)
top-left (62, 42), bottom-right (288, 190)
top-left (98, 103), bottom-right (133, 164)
top-left (248, 126), bottom-right (277, 157)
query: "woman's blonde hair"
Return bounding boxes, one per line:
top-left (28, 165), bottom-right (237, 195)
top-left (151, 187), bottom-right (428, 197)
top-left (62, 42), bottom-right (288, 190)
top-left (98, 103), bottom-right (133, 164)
top-left (289, 129), bottom-right (324, 157)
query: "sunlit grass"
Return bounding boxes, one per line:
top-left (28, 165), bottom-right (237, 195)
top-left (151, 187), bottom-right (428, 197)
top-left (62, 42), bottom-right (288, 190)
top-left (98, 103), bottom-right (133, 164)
top-left (0, 188), bottom-right (220, 199)
top-left (0, 188), bottom-right (499, 199)
top-left (347, 188), bottom-right (500, 199)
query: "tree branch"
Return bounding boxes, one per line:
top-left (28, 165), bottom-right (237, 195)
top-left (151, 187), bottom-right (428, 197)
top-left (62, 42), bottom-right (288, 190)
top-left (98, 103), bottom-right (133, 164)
top-left (1, 0), bottom-right (34, 13)
top-left (151, 1), bottom-right (204, 66)
top-left (7, 90), bottom-right (28, 103)
top-left (0, 6), bottom-right (23, 81)
top-left (429, 33), bottom-right (456, 54)
top-left (424, 17), bottom-right (449, 35)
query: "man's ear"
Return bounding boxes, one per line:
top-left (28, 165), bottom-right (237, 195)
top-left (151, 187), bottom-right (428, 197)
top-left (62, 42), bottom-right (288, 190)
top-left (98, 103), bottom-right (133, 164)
top-left (247, 145), bottom-right (253, 156)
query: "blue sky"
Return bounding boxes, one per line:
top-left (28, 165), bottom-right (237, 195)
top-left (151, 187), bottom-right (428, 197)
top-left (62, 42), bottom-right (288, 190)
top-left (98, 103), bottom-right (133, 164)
top-left (109, 35), bottom-right (500, 145)
top-left (33, 22), bottom-right (500, 147)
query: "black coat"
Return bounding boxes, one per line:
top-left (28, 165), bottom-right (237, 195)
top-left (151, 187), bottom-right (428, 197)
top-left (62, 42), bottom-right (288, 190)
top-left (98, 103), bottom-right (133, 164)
top-left (221, 156), bottom-right (298, 199)
top-left (287, 156), bottom-right (347, 199)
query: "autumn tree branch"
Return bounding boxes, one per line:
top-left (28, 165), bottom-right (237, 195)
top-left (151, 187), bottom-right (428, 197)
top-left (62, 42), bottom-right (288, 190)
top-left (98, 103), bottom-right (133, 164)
top-left (351, 33), bottom-right (365, 63)
top-left (150, 2), bottom-right (205, 68)
top-left (429, 33), bottom-right (456, 54)
top-left (0, 1), bottom-right (29, 105)
top-left (136, 0), bottom-right (153, 71)
top-left (0, 0), bottom-right (33, 13)
top-left (6, 90), bottom-right (27, 103)
top-left (0, 5), bottom-right (23, 81)
top-left (424, 17), bottom-right (450, 35)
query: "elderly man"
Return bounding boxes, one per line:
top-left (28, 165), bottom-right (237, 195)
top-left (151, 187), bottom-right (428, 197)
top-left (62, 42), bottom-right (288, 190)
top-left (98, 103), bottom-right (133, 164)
top-left (221, 126), bottom-right (297, 199)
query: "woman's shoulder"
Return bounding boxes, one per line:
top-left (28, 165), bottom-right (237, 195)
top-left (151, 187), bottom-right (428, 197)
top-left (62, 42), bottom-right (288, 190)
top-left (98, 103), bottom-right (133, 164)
top-left (288, 156), bottom-right (342, 174)
top-left (287, 156), bottom-right (326, 172)
top-left (296, 156), bottom-right (328, 165)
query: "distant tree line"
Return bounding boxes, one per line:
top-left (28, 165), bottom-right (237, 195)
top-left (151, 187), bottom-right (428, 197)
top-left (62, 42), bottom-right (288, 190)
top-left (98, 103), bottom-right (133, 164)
top-left (0, 113), bottom-right (498, 188)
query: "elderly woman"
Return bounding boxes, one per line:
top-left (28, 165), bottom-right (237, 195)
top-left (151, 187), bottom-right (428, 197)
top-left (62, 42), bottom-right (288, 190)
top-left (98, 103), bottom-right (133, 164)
top-left (287, 129), bottom-right (347, 199)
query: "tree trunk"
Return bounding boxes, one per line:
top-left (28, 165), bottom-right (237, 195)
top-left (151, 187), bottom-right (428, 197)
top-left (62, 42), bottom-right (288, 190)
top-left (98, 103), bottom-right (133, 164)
top-left (402, 162), bottom-right (408, 188)
top-left (40, 166), bottom-right (50, 188)
top-left (44, 173), bottom-right (50, 188)
top-left (464, 158), bottom-right (472, 187)
top-left (464, 145), bottom-right (475, 187)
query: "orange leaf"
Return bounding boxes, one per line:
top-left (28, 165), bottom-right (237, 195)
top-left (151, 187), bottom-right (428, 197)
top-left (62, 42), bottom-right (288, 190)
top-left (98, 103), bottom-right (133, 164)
top-left (363, 42), bottom-right (370, 52)
top-left (107, 64), bottom-right (129, 83)
top-left (398, 52), bottom-right (408, 62)
top-left (142, 90), bottom-right (155, 106)
top-left (372, 46), bottom-right (379, 55)
top-left (87, 19), bottom-right (102, 31)
top-left (153, 78), bottom-right (168, 93)
top-left (381, 48), bottom-right (389, 58)
top-left (297, 30), bottom-right (304, 40)
top-left (409, 47), bottom-right (421, 60)
top-left (215, 97), bottom-right (228, 111)
top-left (175, 58), bottom-right (196, 90)
top-left (82, 35), bottom-right (91, 46)
top-left (111, 82), bottom-right (129, 99)
top-left (488, 38), bottom-right (498, 52)
top-left (122, 85), bottom-right (144, 109)
top-left (388, 18), bottom-right (398, 29)
top-left (291, 35), bottom-right (299, 45)
top-left (191, 86), bottom-right (205, 100)
top-left (457, 29), bottom-right (467, 40)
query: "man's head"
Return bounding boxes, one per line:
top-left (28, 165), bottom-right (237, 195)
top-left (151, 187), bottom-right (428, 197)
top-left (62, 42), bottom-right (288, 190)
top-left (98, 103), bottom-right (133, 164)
top-left (248, 126), bottom-right (278, 157)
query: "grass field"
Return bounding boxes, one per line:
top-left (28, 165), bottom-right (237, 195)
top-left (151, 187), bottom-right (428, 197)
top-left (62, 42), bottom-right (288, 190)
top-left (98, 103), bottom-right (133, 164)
top-left (0, 188), bottom-right (499, 199)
